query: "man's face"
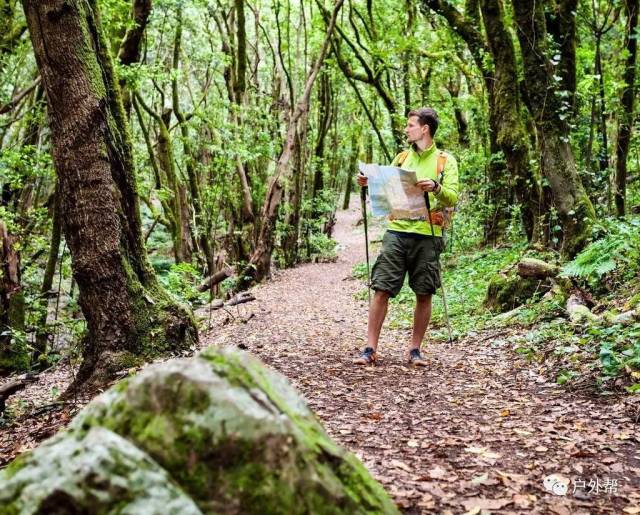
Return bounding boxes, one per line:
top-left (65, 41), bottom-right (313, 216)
top-left (405, 116), bottom-right (428, 143)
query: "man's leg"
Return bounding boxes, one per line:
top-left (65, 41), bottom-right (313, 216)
top-left (410, 293), bottom-right (432, 350)
top-left (368, 290), bottom-right (391, 351)
top-left (354, 289), bottom-right (391, 365)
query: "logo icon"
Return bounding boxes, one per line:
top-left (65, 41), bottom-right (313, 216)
top-left (543, 474), bottom-right (570, 496)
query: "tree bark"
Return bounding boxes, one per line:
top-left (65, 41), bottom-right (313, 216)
top-left (117, 0), bottom-right (152, 115)
top-left (0, 221), bottom-right (28, 375)
top-left (420, 0), bottom-right (510, 244)
top-left (615, 0), bottom-right (639, 216)
top-left (480, 0), bottom-right (541, 242)
top-left (22, 0), bottom-right (197, 389)
top-left (512, 0), bottom-right (595, 257)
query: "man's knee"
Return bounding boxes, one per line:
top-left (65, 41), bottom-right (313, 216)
top-left (415, 293), bottom-right (432, 304)
top-left (373, 289), bottom-right (391, 302)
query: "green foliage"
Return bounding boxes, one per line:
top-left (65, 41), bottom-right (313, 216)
top-left (306, 232), bottom-right (337, 261)
top-left (158, 263), bottom-right (207, 305)
top-left (561, 218), bottom-right (640, 289)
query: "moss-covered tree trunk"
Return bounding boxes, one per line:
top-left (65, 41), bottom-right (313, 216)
top-left (512, 0), bottom-right (595, 257)
top-left (421, 0), bottom-right (509, 245)
top-left (480, 0), bottom-right (541, 242)
top-left (615, 0), bottom-right (639, 216)
top-left (22, 0), bottom-right (197, 389)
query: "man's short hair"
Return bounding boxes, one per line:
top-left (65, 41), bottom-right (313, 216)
top-left (408, 107), bottom-right (439, 137)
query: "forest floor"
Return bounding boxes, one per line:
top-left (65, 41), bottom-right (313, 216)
top-left (1, 201), bottom-right (639, 514)
top-left (200, 202), bottom-right (640, 514)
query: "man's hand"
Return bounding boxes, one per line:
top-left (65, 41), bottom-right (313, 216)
top-left (416, 179), bottom-right (439, 192)
top-left (356, 173), bottom-right (368, 187)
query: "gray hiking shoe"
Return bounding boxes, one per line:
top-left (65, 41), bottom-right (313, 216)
top-left (408, 348), bottom-right (428, 367)
top-left (353, 346), bottom-right (378, 365)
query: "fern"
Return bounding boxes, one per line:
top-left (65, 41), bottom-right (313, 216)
top-left (561, 218), bottom-right (640, 283)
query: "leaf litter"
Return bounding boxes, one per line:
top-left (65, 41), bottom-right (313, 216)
top-left (1, 201), bottom-right (638, 514)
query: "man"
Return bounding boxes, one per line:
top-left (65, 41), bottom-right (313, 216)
top-left (354, 107), bottom-right (459, 366)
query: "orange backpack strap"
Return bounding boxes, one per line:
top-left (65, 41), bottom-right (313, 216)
top-left (437, 151), bottom-right (448, 181)
top-left (394, 150), bottom-right (410, 167)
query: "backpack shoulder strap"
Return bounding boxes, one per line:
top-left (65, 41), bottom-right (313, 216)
top-left (394, 150), bottom-right (410, 167)
top-left (437, 151), bottom-right (448, 181)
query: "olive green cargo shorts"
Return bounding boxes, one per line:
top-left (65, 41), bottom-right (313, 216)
top-left (371, 231), bottom-right (444, 297)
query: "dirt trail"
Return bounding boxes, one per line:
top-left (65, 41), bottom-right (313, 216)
top-left (203, 201), bottom-right (640, 514)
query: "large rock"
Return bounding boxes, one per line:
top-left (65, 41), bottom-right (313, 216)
top-left (1, 348), bottom-right (398, 515)
top-left (0, 427), bottom-right (201, 514)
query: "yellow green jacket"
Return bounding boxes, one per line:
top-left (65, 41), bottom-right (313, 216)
top-left (387, 143), bottom-right (459, 237)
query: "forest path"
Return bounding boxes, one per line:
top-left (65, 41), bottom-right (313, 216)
top-left (202, 200), bottom-right (640, 514)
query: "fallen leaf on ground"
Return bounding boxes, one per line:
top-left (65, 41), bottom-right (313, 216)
top-left (460, 497), bottom-right (512, 511)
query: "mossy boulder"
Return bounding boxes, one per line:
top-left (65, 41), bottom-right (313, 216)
top-left (0, 427), bottom-right (202, 514)
top-left (1, 348), bottom-right (398, 515)
top-left (485, 273), bottom-right (549, 313)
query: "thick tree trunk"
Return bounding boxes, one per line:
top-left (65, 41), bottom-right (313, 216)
top-left (421, 0), bottom-right (510, 244)
top-left (480, 0), bottom-right (541, 242)
top-left (512, 0), bottom-right (594, 257)
top-left (22, 0), bottom-right (197, 389)
top-left (615, 0), bottom-right (639, 216)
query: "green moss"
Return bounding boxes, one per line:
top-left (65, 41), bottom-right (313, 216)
top-left (60, 350), bottom-right (397, 514)
top-left (485, 273), bottom-right (547, 313)
top-left (628, 292), bottom-right (640, 309)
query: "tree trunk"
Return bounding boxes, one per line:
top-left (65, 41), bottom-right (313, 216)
top-left (512, 0), bottom-right (595, 257)
top-left (34, 184), bottom-right (62, 360)
top-left (421, 0), bottom-right (510, 244)
top-left (282, 117), bottom-right (308, 267)
top-left (0, 221), bottom-right (28, 375)
top-left (615, 0), bottom-right (639, 216)
top-left (22, 0), bottom-right (197, 389)
top-left (312, 71), bottom-right (332, 201)
top-left (117, 0), bottom-right (152, 115)
top-left (545, 0), bottom-right (578, 115)
top-left (171, 7), bottom-right (213, 273)
top-left (480, 0), bottom-right (541, 242)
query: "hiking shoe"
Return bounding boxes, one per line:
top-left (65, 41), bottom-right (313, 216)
top-left (408, 348), bottom-right (428, 367)
top-left (353, 346), bottom-right (377, 365)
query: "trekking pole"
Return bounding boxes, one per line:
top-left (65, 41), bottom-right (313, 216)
top-left (360, 177), bottom-right (371, 306)
top-left (424, 191), bottom-right (454, 344)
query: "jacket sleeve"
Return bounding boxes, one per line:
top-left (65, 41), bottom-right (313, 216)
top-left (434, 153), bottom-right (459, 208)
